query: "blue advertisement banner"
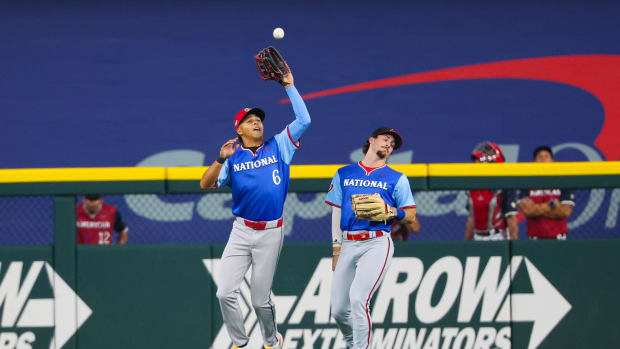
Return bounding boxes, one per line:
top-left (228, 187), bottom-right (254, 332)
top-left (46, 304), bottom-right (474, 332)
top-left (1, 1), bottom-right (619, 169)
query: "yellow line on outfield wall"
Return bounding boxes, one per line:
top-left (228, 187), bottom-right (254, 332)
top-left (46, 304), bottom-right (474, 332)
top-left (429, 161), bottom-right (620, 177)
top-left (167, 164), bottom-right (428, 180)
top-left (1, 162), bottom-right (618, 183)
top-left (0, 167), bottom-right (165, 183)
top-left (166, 167), bottom-right (208, 180)
top-left (166, 165), bottom-right (344, 180)
top-left (291, 165), bottom-right (343, 178)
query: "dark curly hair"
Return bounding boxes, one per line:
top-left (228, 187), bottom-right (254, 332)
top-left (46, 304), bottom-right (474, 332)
top-left (362, 140), bottom-right (371, 154)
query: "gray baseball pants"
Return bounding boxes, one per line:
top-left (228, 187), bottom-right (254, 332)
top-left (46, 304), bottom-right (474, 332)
top-left (216, 220), bottom-right (284, 347)
top-left (331, 234), bottom-right (394, 349)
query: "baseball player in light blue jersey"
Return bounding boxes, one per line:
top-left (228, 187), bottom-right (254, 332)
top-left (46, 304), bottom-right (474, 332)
top-left (325, 127), bottom-right (417, 349)
top-left (200, 70), bottom-right (310, 349)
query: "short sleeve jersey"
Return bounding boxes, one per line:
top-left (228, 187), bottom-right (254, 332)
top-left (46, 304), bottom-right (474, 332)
top-left (76, 203), bottom-right (128, 245)
top-left (467, 189), bottom-right (519, 231)
top-left (520, 189), bottom-right (575, 238)
top-left (325, 162), bottom-right (416, 232)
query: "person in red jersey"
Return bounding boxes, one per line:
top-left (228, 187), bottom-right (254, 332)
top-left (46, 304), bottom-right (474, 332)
top-left (519, 146), bottom-right (575, 240)
top-left (390, 218), bottom-right (420, 241)
top-left (464, 141), bottom-right (519, 241)
top-left (76, 194), bottom-right (129, 244)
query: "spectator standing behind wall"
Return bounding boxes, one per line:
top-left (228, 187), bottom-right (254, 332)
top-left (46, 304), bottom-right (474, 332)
top-left (518, 146), bottom-right (575, 239)
top-left (76, 194), bottom-right (129, 244)
top-left (464, 141), bottom-right (519, 240)
top-left (391, 218), bottom-right (420, 240)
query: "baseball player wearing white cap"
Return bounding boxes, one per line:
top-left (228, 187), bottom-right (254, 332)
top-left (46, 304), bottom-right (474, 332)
top-left (325, 127), bottom-right (417, 349)
top-left (200, 71), bottom-right (310, 349)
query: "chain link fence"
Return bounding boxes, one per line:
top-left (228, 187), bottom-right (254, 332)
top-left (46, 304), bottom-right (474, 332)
top-left (0, 196), bottom-right (53, 245)
top-left (92, 188), bottom-right (620, 243)
top-left (1, 189), bottom-right (619, 245)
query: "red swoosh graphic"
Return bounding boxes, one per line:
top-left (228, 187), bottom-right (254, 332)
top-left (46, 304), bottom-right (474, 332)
top-left (282, 55), bottom-right (620, 160)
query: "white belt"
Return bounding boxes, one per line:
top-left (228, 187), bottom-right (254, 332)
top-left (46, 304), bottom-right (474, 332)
top-left (474, 229), bottom-right (504, 237)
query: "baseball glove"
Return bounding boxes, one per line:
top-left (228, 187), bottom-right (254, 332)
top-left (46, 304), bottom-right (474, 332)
top-left (351, 193), bottom-right (396, 221)
top-left (254, 46), bottom-right (290, 85)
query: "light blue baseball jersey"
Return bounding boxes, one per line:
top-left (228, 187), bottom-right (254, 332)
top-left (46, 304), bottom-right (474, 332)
top-left (216, 86), bottom-right (310, 221)
top-left (325, 162), bottom-right (416, 232)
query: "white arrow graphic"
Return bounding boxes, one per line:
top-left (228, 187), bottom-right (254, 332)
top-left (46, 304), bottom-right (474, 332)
top-left (13, 263), bottom-right (92, 349)
top-left (203, 259), bottom-right (297, 349)
top-left (496, 257), bottom-right (572, 349)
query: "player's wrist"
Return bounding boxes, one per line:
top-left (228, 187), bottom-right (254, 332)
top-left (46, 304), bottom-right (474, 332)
top-left (216, 156), bottom-right (226, 164)
top-left (396, 208), bottom-right (406, 220)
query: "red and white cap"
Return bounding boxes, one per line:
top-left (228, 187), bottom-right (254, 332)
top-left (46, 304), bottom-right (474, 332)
top-left (233, 107), bottom-right (266, 131)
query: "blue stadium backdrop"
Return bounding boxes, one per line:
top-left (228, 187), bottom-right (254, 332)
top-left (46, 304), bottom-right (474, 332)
top-left (1, 1), bottom-right (619, 243)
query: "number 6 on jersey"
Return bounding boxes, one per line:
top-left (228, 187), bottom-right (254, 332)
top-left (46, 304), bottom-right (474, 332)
top-left (272, 169), bottom-right (281, 185)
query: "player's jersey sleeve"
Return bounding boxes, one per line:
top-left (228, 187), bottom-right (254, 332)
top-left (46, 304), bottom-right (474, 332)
top-left (466, 195), bottom-right (474, 216)
top-left (114, 210), bottom-right (129, 233)
top-left (325, 171), bottom-right (342, 208)
top-left (393, 174), bottom-right (416, 209)
top-left (274, 86), bottom-right (311, 164)
top-left (502, 190), bottom-right (519, 217)
top-left (216, 159), bottom-right (231, 188)
top-left (560, 189), bottom-right (576, 206)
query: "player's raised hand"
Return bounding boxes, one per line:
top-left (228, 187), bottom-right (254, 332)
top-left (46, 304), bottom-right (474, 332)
top-left (281, 71), bottom-right (294, 88)
top-left (219, 138), bottom-right (239, 159)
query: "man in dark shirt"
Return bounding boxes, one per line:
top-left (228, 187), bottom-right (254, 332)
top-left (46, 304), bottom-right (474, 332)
top-left (519, 146), bottom-right (575, 239)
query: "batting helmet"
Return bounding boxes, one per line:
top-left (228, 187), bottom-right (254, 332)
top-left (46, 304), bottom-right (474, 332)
top-left (471, 141), bottom-right (505, 163)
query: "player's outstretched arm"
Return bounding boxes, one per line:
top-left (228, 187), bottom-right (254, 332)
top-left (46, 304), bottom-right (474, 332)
top-left (200, 138), bottom-right (239, 190)
top-left (284, 72), bottom-right (311, 142)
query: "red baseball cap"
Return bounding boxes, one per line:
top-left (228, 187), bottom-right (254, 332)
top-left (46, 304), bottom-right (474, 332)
top-left (234, 107), bottom-right (266, 131)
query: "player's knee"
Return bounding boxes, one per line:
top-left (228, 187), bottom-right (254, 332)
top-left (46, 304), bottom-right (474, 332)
top-left (330, 301), bottom-right (349, 323)
top-left (349, 294), bottom-right (366, 311)
top-left (331, 307), bottom-right (348, 324)
top-left (216, 287), bottom-right (235, 303)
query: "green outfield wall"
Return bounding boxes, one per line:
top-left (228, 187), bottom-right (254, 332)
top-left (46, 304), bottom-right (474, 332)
top-left (2, 241), bottom-right (620, 349)
top-left (1, 163), bottom-right (620, 348)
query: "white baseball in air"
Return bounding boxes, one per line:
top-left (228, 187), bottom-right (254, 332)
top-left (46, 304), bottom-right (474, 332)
top-left (273, 27), bottom-right (284, 40)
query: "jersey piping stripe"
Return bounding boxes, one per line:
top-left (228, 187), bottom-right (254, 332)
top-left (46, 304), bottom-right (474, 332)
top-left (357, 161), bottom-right (386, 176)
top-left (365, 237), bottom-right (391, 349)
top-left (239, 143), bottom-right (264, 155)
top-left (286, 125), bottom-right (301, 149)
top-left (325, 200), bottom-right (341, 208)
top-left (400, 205), bottom-right (416, 209)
